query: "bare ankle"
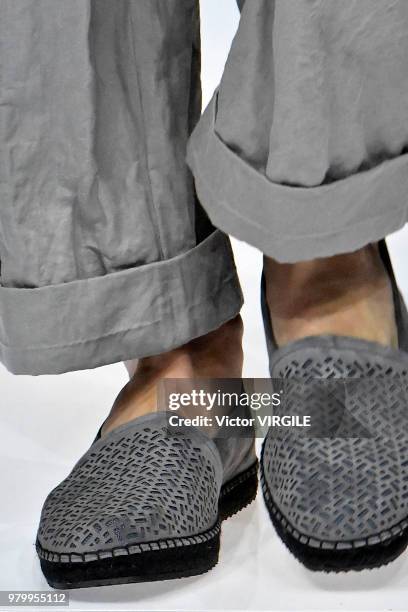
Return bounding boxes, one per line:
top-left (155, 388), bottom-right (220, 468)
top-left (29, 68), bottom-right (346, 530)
top-left (264, 245), bottom-right (385, 308)
top-left (106, 316), bottom-right (244, 435)
top-left (264, 244), bottom-right (397, 348)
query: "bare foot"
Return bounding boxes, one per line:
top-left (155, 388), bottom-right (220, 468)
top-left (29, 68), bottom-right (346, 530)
top-left (264, 243), bottom-right (397, 348)
top-left (102, 316), bottom-right (243, 435)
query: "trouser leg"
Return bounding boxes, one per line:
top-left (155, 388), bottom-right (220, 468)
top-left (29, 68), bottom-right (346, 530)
top-left (0, 0), bottom-right (242, 375)
top-left (188, 0), bottom-right (408, 262)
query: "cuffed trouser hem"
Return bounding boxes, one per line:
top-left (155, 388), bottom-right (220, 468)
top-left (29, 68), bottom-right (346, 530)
top-left (0, 230), bottom-right (242, 375)
top-left (187, 94), bottom-right (408, 263)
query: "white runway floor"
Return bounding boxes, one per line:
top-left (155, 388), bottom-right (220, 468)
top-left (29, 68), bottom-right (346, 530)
top-left (1, 230), bottom-right (408, 612)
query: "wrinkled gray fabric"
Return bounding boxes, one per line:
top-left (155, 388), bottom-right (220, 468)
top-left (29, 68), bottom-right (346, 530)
top-left (2, 0), bottom-right (408, 375)
top-left (0, 0), bottom-right (242, 374)
top-left (219, 0), bottom-right (408, 186)
top-left (1, 0), bottom-right (201, 286)
top-left (188, 0), bottom-right (408, 262)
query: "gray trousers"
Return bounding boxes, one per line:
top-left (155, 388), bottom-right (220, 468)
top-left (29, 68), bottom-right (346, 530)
top-left (1, 0), bottom-right (408, 375)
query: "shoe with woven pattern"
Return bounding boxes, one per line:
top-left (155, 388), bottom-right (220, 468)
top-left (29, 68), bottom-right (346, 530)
top-left (260, 240), bottom-right (408, 572)
top-left (36, 411), bottom-right (257, 588)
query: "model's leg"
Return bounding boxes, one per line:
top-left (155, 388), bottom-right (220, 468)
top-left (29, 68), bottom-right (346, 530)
top-left (263, 245), bottom-right (397, 348)
top-left (0, 0), bottom-right (242, 378)
top-left (188, 0), bottom-right (408, 348)
top-left (188, 0), bottom-right (408, 572)
top-left (6, 1), bottom-right (258, 588)
top-left (0, 0), bottom-right (245, 430)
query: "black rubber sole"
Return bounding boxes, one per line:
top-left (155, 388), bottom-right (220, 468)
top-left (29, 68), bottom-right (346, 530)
top-left (38, 461), bottom-right (258, 589)
top-left (260, 445), bottom-right (408, 572)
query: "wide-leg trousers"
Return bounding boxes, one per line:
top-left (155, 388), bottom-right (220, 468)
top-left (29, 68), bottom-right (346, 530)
top-left (1, 0), bottom-right (408, 375)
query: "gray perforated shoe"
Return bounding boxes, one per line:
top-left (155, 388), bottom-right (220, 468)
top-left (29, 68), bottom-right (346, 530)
top-left (36, 411), bottom-right (257, 589)
top-left (261, 241), bottom-right (408, 572)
